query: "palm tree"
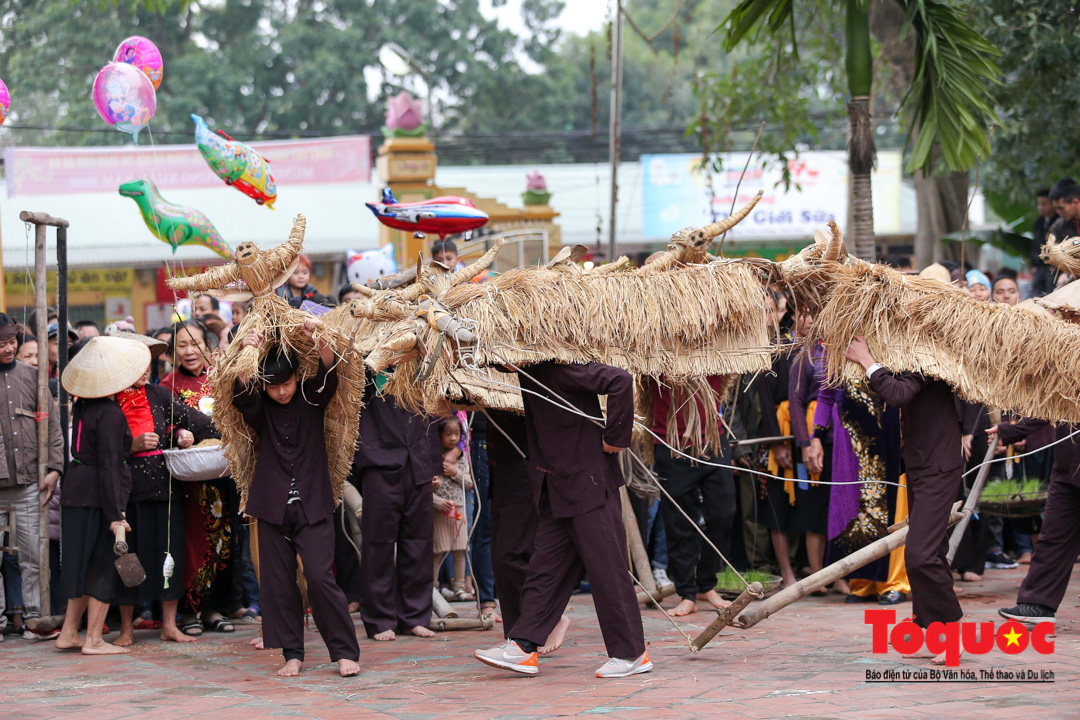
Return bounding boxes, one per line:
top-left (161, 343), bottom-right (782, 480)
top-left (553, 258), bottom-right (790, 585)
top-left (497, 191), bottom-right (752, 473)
top-left (720, 0), bottom-right (999, 260)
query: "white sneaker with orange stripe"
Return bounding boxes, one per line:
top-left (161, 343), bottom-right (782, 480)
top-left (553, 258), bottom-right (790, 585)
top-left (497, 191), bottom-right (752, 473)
top-left (595, 649), bottom-right (653, 678)
top-left (474, 640), bottom-right (539, 675)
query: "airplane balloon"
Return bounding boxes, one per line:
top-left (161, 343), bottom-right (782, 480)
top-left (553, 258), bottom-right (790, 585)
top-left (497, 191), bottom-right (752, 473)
top-left (365, 188), bottom-right (489, 238)
top-left (119, 179), bottom-right (233, 260)
top-left (192, 114), bottom-right (277, 208)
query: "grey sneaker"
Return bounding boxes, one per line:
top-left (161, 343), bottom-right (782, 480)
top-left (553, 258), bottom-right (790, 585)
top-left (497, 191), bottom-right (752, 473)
top-left (596, 649), bottom-right (653, 678)
top-left (474, 640), bottom-right (539, 675)
top-left (652, 567), bottom-right (671, 587)
top-left (999, 604), bottom-right (1055, 626)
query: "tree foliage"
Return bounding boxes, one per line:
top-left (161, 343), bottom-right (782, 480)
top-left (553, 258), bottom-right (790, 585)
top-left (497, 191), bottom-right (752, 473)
top-left (0, 0), bottom-right (567, 145)
top-left (977, 1), bottom-right (1080, 209)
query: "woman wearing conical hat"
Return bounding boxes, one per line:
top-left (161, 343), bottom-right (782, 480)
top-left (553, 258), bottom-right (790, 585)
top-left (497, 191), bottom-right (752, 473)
top-left (108, 331), bottom-right (220, 647)
top-left (53, 336), bottom-right (149, 655)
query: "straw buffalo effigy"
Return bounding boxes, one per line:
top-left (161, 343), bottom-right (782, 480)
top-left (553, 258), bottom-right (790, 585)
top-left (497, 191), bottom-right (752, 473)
top-left (165, 216), bottom-right (365, 512)
top-left (777, 222), bottom-right (1080, 425)
top-left (337, 192), bottom-right (776, 456)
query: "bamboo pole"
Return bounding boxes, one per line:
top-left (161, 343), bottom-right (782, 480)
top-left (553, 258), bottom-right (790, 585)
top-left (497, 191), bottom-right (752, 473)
top-left (636, 582), bottom-right (676, 606)
top-left (946, 437), bottom-right (998, 564)
top-left (690, 581), bottom-right (763, 653)
top-left (432, 587), bottom-right (458, 619)
top-left (735, 502), bottom-right (964, 629)
top-left (428, 616), bottom-right (495, 632)
top-left (621, 487), bottom-right (657, 596)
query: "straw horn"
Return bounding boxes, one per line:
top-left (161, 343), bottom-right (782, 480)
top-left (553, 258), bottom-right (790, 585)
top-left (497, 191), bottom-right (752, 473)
top-left (449, 237), bottom-right (505, 288)
top-left (822, 220), bottom-right (844, 262)
top-left (686, 190), bottom-right (764, 246)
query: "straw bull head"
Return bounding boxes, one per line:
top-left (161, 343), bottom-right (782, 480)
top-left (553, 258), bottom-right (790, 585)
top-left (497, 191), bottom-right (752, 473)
top-left (351, 238), bottom-right (506, 373)
top-left (1041, 233), bottom-right (1080, 276)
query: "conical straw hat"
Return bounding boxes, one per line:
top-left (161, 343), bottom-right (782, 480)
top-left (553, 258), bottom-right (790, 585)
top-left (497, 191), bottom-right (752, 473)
top-left (1036, 280), bottom-right (1080, 314)
top-left (918, 263), bottom-right (952, 285)
top-left (105, 328), bottom-right (168, 359)
top-left (62, 336), bottom-right (151, 399)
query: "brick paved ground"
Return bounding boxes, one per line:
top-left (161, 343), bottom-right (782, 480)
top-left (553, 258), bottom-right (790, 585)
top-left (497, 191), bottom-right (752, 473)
top-left (1, 563), bottom-right (1077, 719)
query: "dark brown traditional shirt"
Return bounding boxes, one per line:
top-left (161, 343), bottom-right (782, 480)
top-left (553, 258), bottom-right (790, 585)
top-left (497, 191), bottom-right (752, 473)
top-left (234, 359), bottom-right (337, 525)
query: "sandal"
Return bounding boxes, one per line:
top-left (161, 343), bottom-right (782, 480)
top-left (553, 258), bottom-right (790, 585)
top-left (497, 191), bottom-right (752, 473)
top-left (180, 620), bottom-right (203, 637)
top-left (451, 589), bottom-right (475, 602)
top-left (205, 617), bottom-right (235, 633)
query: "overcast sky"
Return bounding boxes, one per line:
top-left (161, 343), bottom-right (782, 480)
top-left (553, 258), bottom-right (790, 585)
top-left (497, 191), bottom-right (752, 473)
top-left (480, 0), bottom-right (610, 39)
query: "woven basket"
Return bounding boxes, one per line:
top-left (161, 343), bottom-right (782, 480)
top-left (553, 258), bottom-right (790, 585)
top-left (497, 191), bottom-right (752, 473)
top-left (978, 492), bottom-right (1047, 518)
top-left (163, 445), bottom-right (230, 482)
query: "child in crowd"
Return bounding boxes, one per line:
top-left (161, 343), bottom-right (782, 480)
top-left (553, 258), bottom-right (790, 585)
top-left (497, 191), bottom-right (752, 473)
top-left (433, 416), bottom-right (474, 601)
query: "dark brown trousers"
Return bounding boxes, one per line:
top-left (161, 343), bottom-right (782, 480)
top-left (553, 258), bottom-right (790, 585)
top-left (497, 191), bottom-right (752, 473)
top-left (358, 469), bottom-right (433, 637)
top-left (508, 487), bottom-right (645, 660)
top-left (1018, 481), bottom-right (1080, 611)
top-left (257, 500), bottom-right (360, 662)
top-left (490, 498), bottom-right (539, 635)
top-left (905, 467), bottom-right (964, 627)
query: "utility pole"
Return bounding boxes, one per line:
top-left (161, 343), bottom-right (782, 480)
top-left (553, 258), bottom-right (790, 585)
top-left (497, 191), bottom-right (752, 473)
top-left (607, 0), bottom-right (624, 263)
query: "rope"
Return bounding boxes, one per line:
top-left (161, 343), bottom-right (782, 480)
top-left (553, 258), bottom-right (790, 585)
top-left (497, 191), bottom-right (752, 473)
top-left (629, 570), bottom-right (695, 651)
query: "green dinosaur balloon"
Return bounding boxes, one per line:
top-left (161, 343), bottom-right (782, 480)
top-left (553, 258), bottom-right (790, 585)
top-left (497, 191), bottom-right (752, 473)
top-left (119, 179), bottom-right (233, 260)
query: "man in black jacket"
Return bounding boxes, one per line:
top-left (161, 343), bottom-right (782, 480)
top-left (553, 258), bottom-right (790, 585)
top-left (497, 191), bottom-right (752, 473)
top-left (474, 362), bottom-right (651, 678)
top-left (844, 337), bottom-right (964, 665)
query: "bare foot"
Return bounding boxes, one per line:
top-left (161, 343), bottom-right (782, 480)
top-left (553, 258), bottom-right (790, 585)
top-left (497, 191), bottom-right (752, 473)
top-left (670, 598), bottom-right (698, 617)
top-left (780, 573), bottom-right (797, 589)
top-left (347, 602), bottom-right (360, 613)
top-left (932, 650), bottom-right (963, 666)
top-left (1018, 552), bottom-right (1032, 565)
top-left (539, 615), bottom-right (570, 655)
top-left (114, 631), bottom-right (134, 647)
top-left (373, 629), bottom-right (396, 642)
top-left (250, 636), bottom-right (265, 649)
top-left (161, 626), bottom-right (197, 643)
top-left (833, 579), bottom-right (851, 595)
top-left (55, 633), bottom-right (83, 651)
top-left (953, 586), bottom-right (966, 597)
top-left (698, 590), bottom-right (732, 610)
top-left (277, 659), bottom-right (303, 677)
top-left (338, 658), bottom-right (360, 676)
top-left (405, 626), bottom-right (436, 638)
top-left (82, 638), bottom-right (130, 655)
top-left (961, 571), bottom-right (982, 582)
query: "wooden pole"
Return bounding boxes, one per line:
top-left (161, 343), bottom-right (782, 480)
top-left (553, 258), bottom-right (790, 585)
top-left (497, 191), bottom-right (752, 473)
top-left (18, 212), bottom-right (68, 617)
top-left (690, 581), bottom-right (763, 653)
top-left (620, 487), bottom-right (657, 595)
top-left (635, 582), bottom-right (676, 606)
top-left (428, 616), bottom-right (495, 632)
top-left (735, 502), bottom-right (965, 629)
top-left (946, 437), bottom-right (998, 564)
top-left (31, 221), bottom-right (50, 619)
